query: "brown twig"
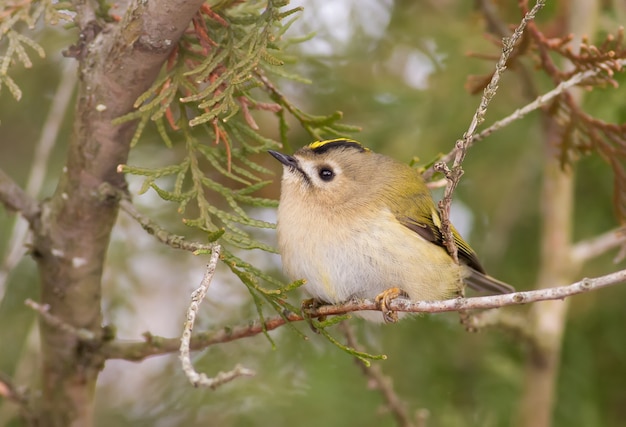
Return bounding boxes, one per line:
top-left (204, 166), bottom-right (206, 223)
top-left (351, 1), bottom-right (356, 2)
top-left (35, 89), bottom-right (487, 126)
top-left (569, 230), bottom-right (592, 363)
top-left (102, 269), bottom-right (626, 361)
top-left (0, 372), bottom-right (36, 425)
top-left (424, 57), bottom-right (626, 180)
top-left (467, 309), bottom-right (539, 351)
top-left (100, 183), bottom-right (218, 253)
top-left (25, 299), bottom-right (96, 341)
top-left (434, 0), bottom-right (545, 261)
top-left (0, 60), bottom-right (76, 297)
top-left (0, 169), bottom-right (39, 223)
top-left (340, 323), bottom-right (417, 427)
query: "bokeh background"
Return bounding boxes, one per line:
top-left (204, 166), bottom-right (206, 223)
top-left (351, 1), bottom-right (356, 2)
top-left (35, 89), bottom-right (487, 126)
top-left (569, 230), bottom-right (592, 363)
top-left (1, 1), bottom-right (625, 426)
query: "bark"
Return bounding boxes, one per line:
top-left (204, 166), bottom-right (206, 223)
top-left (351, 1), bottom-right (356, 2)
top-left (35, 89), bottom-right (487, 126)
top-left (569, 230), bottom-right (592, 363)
top-left (516, 1), bottom-right (599, 426)
top-left (516, 128), bottom-right (573, 427)
top-left (29, 1), bottom-right (204, 425)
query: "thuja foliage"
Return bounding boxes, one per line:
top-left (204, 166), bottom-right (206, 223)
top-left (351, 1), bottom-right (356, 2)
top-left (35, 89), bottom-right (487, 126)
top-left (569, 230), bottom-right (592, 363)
top-left (0, 0), bottom-right (362, 350)
top-left (113, 1), bottom-right (359, 334)
top-left (0, 1), bottom-right (72, 100)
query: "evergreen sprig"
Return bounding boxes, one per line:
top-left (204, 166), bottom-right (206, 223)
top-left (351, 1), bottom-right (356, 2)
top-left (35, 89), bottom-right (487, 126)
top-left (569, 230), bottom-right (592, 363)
top-left (117, 1), bottom-right (356, 328)
top-left (0, 0), bottom-right (73, 100)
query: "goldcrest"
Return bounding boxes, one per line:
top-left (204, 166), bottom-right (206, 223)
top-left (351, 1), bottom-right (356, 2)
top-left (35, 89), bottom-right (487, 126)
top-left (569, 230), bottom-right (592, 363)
top-left (269, 139), bottom-right (513, 322)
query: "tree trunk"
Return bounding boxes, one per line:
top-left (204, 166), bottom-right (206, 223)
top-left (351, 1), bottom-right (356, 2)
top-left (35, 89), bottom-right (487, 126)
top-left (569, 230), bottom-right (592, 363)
top-left (516, 1), bottom-right (599, 426)
top-left (30, 1), bottom-right (205, 425)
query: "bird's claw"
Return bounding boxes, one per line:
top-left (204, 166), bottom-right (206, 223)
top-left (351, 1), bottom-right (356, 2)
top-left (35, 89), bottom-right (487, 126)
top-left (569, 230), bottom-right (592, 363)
top-left (375, 287), bottom-right (409, 323)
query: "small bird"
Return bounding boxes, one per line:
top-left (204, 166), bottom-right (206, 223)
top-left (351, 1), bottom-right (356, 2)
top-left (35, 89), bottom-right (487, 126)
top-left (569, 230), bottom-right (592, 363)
top-left (269, 139), bottom-right (513, 322)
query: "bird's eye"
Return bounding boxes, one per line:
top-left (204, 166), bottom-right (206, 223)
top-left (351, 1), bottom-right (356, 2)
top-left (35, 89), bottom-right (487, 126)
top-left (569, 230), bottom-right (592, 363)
top-left (318, 167), bottom-right (335, 181)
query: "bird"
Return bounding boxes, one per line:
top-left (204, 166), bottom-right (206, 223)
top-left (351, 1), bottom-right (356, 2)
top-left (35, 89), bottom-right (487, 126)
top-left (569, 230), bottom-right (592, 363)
top-left (269, 138), bottom-right (514, 322)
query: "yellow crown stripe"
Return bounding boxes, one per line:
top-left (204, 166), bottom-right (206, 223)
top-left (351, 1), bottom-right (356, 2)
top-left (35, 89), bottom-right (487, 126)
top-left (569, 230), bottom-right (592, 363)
top-left (306, 139), bottom-right (370, 154)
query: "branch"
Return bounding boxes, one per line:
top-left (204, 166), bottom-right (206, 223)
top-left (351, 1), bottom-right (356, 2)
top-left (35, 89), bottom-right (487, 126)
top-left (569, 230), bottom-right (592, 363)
top-left (341, 323), bottom-right (417, 427)
top-left (424, 58), bottom-right (626, 180)
top-left (466, 309), bottom-right (539, 351)
top-left (179, 245), bottom-right (255, 388)
top-left (1, 60), bottom-right (76, 297)
top-left (0, 168), bottom-right (39, 223)
top-left (34, 1), bottom-right (207, 424)
top-left (101, 183), bottom-right (218, 253)
top-left (25, 299), bottom-right (96, 341)
top-left (0, 372), bottom-right (36, 425)
top-left (103, 269), bottom-right (626, 361)
top-left (571, 227), bottom-right (626, 264)
top-left (435, 0), bottom-right (546, 259)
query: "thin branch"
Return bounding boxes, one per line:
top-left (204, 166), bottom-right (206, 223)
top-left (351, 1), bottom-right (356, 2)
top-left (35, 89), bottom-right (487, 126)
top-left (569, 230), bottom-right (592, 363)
top-left (435, 0), bottom-right (546, 259)
top-left (466, 309), bottom-right (539, 351)
top-left (340, 323), bottom-right (417, 427)
top-left (100, 182), bottom-right (217, 253)
top-left (424, 59), bottom-right (626, 179)
top-left (179, 245), bottom-right (255, 388)
top-left (0, 372), bottom-right (28, 407)
top-left (0, 60), bottom-right (76, 298)
top-left (0, 372), bottom-right (36, 425)
top-left (24, 299), bottom-right (96, 341)
top-left (571, 227), bottom-right (626, 264)
top-left (103, 269), bottom-right (626, 361)
top-left (0, 168), bottom-right (39, 223)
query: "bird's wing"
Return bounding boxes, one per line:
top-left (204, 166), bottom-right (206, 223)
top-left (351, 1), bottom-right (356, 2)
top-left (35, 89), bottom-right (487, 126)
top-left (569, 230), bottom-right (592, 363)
top-left (397, 207), bottom-right (514, 294)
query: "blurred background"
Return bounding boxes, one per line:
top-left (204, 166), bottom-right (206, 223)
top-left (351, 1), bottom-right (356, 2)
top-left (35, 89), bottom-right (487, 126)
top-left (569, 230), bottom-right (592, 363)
top-left (1, 1), bottom-right (625, 426)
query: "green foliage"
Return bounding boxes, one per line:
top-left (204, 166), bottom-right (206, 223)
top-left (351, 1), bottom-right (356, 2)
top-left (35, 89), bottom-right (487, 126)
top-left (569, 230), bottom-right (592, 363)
top-left (312, 317), bottom-right (387, 366)
top-left (0, 0), bottom-right (72, 100)
top-left (115, 1), bottom-right (359, 328)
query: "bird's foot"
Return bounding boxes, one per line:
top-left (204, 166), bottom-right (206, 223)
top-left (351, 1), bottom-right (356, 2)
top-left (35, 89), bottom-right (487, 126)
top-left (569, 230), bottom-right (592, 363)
top-left (375, 287), bottom-right (409, 323)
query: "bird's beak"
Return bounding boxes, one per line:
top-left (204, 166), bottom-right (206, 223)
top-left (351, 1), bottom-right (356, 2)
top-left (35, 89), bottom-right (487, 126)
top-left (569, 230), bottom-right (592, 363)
top-left (268, 150), bottom-right (299, 169)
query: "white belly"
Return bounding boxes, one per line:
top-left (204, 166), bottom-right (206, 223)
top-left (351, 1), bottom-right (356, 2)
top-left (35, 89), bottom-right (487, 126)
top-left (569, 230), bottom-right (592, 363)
top-left (277, 207), bottom-right (462, 304)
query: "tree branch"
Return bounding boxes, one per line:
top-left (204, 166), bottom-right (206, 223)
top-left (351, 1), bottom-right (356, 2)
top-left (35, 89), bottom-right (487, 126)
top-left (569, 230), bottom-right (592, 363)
top-left (340, 322), bottom-right (417, 427)
top-left (0, 168), bottom-right (39, 223)
top-left (100, 183), bottom-right (217, 253)
top-left (25, 299), bottom-right (96, 341)
top-left (0, 372), bottom-right (36, 425)
top-left (571, 227), bottom-right (626, 264)
top-left (424, 58), bottom-right (626, 180)
top-left (102, 269), bottom-right (626, 362)
top-left (1, 60), bottom-right (76, 297)
top-left (179, 245), bottom-right (256, 389)
top-left (434, 0), bottom-right (546, 260)
top-left (32, 1), bottom-right (207, 425)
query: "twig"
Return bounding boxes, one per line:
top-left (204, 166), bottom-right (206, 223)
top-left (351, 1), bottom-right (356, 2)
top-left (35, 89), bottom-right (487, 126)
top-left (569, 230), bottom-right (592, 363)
top-left (0, 60), bottom-right (76, 298)
top-left (24, 299), bottom-right (96, 341)
top-left (100, 183), bottom-right (218, 253)
top-left (179, 245), bottom-right (255, 388)
top-left (0, 372), bottom-right (36, 425)
top-left (435, 0), bottom-right (546, 260)
top-left (571, 227), bottom-right (626, 264)
top-left (103, 311), bottom-right (302, 361)
top-left (424, 58), bottom-right (626, 180)
top-left (0, 169), bottom-right (39, 223)
top-left (104, 269), bottom-right (626, 361)
top-left (341, 323), bottom-right (417, 427)
top-left (467, 309), bottom-right (539, 351)
top-left (0, 372), bottom-right (27, 406)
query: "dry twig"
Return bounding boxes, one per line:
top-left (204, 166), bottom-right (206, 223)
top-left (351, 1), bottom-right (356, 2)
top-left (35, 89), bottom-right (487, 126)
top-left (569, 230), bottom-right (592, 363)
top-left (25, 299), bottom-right (96, 341)
top-left (179, 245), bottom-right (255, 388)
top-left (341, 323), bottom-right (417, 427)
top-left (434, 0), bottom-right (546, 260)
top-left (424, 58), bottom-right (626, 176)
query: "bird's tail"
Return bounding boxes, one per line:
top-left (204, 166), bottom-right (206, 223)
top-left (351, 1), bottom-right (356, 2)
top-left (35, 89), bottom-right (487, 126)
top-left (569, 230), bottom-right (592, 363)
top-left (465, 269), bottom-right (515, 294)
